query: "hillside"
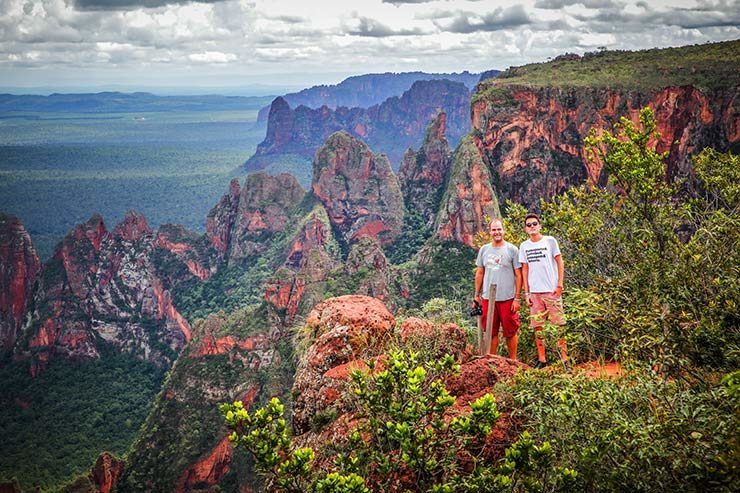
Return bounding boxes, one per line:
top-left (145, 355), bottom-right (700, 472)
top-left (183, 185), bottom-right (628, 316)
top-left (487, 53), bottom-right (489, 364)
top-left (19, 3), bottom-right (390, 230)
top-left (471, 39), bottom-right (740, 208)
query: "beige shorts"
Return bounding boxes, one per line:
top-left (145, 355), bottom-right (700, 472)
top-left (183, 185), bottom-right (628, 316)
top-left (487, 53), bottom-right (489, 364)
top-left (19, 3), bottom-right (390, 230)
top-left (529, 292), bottom-right (565, 328)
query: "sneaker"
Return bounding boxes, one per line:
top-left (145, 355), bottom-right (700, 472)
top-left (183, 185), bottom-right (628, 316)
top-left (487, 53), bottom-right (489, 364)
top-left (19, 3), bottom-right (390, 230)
top-left (531, 360), bottom-right (548, 369)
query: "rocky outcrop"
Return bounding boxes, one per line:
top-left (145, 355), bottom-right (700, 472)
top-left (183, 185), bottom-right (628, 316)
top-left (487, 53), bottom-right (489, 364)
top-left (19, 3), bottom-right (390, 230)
top-left (21, 211), bottom-right (195, 375)
top-left (472, 84), bottom-right (740, 208)
top-left (247, 79), bottom-right (471, 171)
top-left (312, 132), bottom-right (404, 248)
top-left (90, 452), bottom-right (125, 493)
top-left (435, 136), bottom-right (501, 246)
top-left (291, 295), bottom-right (395, 435)
top-left (264, 206), bottom-right (338, 327)
top-left (0, 214), bottom-right (41, 356)
top-left (291, 295), bottom-right (525, 479)
top-left (345, 237), bottom-right (392, 303)
top-left (206, 178), bottom-right (241, 260)
top-left (398, 112), bottom-right (453, 228)
top-left (155, 224), bottom-right (214, 281)
top-left (229, 173), bottom-right (305, 263)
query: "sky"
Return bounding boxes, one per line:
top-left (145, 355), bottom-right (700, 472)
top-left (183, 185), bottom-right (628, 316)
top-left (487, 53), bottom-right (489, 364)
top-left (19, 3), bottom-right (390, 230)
top-left (1, 0), bottom-right (739, 93)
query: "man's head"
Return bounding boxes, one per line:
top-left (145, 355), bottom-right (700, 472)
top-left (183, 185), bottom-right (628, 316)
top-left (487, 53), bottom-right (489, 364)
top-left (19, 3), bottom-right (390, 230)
top-left (524, 213), bottom-right (541, 237)
top-left (489, 219), bottom-right (505, 244)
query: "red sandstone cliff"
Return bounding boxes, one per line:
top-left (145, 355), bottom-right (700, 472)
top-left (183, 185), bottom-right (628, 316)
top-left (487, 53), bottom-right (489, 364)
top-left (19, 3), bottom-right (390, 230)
top-left (398, 112), bottom-right (453, 228)
top-left (472, 84), bottom-right (740, 208)
top-left (435, 135), bottom-right (501, 246)
top-left (0, 214), bottom-right (41, 356)
top-left (312, 131), bottom-right (404, 247)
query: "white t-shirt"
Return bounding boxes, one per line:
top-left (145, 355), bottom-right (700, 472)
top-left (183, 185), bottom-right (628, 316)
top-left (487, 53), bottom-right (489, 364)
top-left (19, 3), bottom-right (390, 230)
top-left (518, 236), bottom-right (561, 293)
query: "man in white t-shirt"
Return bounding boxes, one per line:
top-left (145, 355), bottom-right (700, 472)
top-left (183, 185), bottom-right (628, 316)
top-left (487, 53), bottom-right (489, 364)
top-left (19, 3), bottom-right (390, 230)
top-left (518, 213), bottom-right (569, 370)
top-left (474, 219), bottom-right (522, 359)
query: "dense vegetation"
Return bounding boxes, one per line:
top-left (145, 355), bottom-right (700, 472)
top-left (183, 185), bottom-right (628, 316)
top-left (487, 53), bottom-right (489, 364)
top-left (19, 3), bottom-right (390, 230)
top-left (0, 345), bottom-right (164, 491)
top-left (474, 39), bottom-right (740, 102)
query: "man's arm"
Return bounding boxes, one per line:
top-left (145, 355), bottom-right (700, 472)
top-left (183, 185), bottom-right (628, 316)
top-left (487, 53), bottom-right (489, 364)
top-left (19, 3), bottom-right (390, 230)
top-left (521, 262), bottom-right (532, 307)
top-left (554, 254), bottom-right (564, 297)
top-left (512, 267), bottom-right (522, 312)
top-left (474, 266), bottom-right (484, 303)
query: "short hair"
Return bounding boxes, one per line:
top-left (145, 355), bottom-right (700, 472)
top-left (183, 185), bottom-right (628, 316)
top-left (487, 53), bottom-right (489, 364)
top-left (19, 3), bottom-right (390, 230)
top-left (524, 213), bottom-right (540, 223)
top-left (489, 218), bottom-right (504, 228)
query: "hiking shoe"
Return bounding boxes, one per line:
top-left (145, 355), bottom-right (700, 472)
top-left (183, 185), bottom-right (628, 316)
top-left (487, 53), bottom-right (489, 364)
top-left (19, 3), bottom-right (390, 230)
top-left (531, 360), bottom-right (548, 369)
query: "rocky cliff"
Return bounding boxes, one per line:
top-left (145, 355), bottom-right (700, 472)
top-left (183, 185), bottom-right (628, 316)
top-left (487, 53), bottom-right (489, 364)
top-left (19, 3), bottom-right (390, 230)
top-left (0, 214), bottom-right (41, 357)
top-left (312, 131), bottom-right (404, 249)
top-left (247, 79), bottom-right (471, 171)
top-left (398, 112), bottom-right (453, 228)
top-left (255, 71), bottom-right (483, 124)
top-left (472, 41), bottom-right (740, 208)
top-left (18, 211), bottom-right (198, 375)
top-left (435, 136), bottom-right (501, 246)
top-left (229, 173), bottom-right (305, 263)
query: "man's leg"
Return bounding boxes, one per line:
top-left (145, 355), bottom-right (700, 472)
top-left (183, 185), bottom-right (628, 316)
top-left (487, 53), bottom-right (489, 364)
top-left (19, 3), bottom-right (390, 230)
top-left (544, 295), bottom-right (568, 366)
top-left (499, 299), bottom-right (520, 361)
top-left (529, 294), bottom-right (547, 363)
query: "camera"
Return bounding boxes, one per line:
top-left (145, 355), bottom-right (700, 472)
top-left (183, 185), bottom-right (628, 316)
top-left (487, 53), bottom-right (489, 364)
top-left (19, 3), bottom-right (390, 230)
top-left (469, 300), bottom-right (483, 317)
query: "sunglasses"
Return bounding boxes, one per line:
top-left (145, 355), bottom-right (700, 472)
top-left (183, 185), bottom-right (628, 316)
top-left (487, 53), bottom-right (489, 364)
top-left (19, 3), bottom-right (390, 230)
top-left (525, 221), bottom-right (539, 227)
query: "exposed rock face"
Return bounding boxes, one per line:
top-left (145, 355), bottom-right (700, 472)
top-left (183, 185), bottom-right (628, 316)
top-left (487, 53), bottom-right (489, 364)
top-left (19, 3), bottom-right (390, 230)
top-left (291, 295), bottom-right (395, 435)
top-left (21, 211), bottom-right (195, 375)
top-left (206, 178), bottom-right (240, 260)
top-left (435, 136), bottom-right (501, 246)
top-left (264, 206), bottom-right (338, 327)
top-left (399, 112), bottom-right (453, 228)
top-left (155, 224), bottom-right (214, 281)
top-left (248, 79), bottom-right (471, 170)
top-left (472, 85), bottom-right (740, 208)
top-left (229, 173), bottom-right (305, 263)
top-left (291, 295), bottom-right (525, 484)
top-left (312, 132), bottom-right (404, 248)
top-left (345, 237), bottom-right (392, 302)
top-left (90, 452), bottom-right (125, 493)
top-left (0, 214), bottom-right (41, 356)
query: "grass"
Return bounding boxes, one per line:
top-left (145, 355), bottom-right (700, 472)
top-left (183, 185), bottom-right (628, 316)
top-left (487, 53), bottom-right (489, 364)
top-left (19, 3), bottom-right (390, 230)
top-left (474, 40), bottom-right (740, 103)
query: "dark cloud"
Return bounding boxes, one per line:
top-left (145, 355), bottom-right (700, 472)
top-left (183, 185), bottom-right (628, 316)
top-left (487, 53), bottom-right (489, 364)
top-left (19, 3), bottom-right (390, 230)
top-left (73, 0), bottom-right (224, 11)
top-left (437, 5), bottom-right (531, 33)
top-left (534, 0), bottom-right (619, 8)
top-left (347, 17), bottom-right (426, 37)
top-left (265, 14), bottom-right (306, 24)
top-left (572, 3), bottom-right (740, 31)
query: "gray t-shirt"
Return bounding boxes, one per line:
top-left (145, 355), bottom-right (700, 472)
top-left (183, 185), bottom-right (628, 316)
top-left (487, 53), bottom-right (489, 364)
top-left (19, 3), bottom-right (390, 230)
top-left (476, 242), bottom-right (521, 301)
top-left (518, 236), bottom-right (561, 293)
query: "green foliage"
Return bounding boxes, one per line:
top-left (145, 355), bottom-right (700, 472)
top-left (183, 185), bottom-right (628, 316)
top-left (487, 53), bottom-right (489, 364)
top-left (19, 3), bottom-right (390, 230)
top-left (0, 346), bottom-right (164, 491)
top-left (502, 368), bottom-right (738, 492)
top-left (386, 207), bottom-right (433, 265)
top-left (474, 40), bottom-right (740, 102)
top-left (223, 350), bottom-right (571, 492)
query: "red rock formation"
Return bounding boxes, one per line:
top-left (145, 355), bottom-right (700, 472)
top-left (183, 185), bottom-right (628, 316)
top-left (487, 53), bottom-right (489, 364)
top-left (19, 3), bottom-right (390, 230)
top-left (191, 334), bottom-right (269, 358)
top-left (155, 225), bottom-right (212, 280)
top-left (52, 214), bottom-right (107, 298)
top-left (312, 131), bottom-right (404, 247)
top-left (0, 214), bottom-right (41, 355)
top-left (111, 210), bottom-right (152, 242)
top-left (206, 178), bottom-right (240, 259)
top-left (472, 84), bottom-right (740, 207)
top-left (292, 295), bottom-right (395, 434)
top-left (435, 136), bottom-right (501, 246)
top-left (230, 173), bottom-right (305, 262)
top-left (175, 386), bottom-right (260, 492)
top-left (90, 452), bottom-right (125, 493)
top-left (248, 79), bottom-right (471, 171)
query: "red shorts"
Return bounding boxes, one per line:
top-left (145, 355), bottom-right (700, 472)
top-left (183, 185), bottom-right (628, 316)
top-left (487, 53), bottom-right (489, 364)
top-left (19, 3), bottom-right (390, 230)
top-left (481, 298), bottom-right (520, 338)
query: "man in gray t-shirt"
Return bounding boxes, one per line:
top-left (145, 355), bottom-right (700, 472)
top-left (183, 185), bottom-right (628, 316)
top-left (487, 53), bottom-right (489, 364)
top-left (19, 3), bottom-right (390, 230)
top-left (474, 219), bottom-right (522, 359)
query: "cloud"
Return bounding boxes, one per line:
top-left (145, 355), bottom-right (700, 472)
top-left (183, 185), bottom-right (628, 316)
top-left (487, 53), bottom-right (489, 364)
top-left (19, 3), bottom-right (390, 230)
top-left (73, 0), bottom-right (224, 11)
top-left (347, 17), bottom-right (427, 37)
top-left (571, 2), bottom-right (740, 31)
top-left (436, 5), bottom-right (531, 33)
top-left (534, 0), bottom-right (619, 8)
